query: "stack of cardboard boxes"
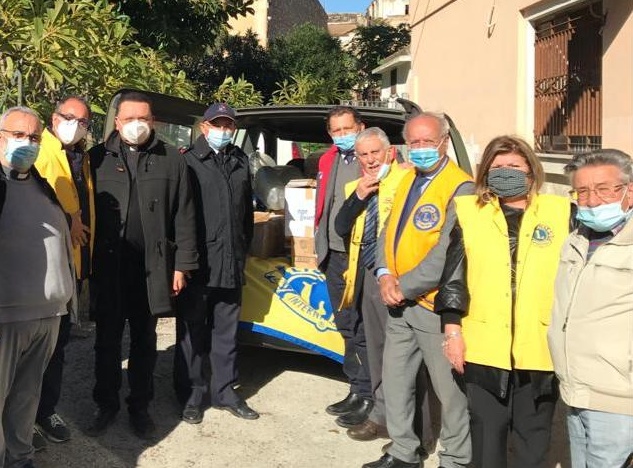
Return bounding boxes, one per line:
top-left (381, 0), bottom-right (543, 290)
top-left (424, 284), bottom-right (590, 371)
top-left (284, 179), bottom-right (318, 269)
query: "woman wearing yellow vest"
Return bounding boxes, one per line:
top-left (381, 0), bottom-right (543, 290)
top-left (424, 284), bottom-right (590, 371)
top-left (436, 135), bottom-right (571, 468)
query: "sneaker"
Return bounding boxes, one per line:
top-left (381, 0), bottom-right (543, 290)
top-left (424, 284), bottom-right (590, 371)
top-left (129, 410), bottom-right (156, 440)
top-left (32, 426), bottom-right (48, 452)
top-left (36, 413), bottom-right (71, 443)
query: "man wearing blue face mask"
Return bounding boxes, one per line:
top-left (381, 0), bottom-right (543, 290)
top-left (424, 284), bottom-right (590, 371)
top-left (0, 106), bottom-right (75, 468)
top-left (174, 102), bottom-right (258, 424)
top-left (363, 113), bottom-right (473, 468)
top-left (315, 107), bottom-right (375, 427)
top-left (548, 149), bottom-right (633, 468)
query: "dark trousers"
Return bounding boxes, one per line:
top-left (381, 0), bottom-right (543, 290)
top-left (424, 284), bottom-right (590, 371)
top-left (324, 250), bottom-right (371, 398)
top-left (174, 285), bottom-right (241, 408)
top-left (467, 373), bottom-right (557, 468)
top-left (93, 273), bottom-right (157, 414)
top-left (36, 312), bottom-right (71, 421)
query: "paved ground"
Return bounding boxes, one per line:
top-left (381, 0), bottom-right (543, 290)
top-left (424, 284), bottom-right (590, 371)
top-left (33, 318), bottom-right (571, 468)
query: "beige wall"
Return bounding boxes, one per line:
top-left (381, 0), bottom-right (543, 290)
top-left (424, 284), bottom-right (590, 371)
top-left (601, 0), bottom-right (633, 153)
top-left (229, 0), bottom-right (269, 45)
top-left (408, 0), bottom-right (633, 163)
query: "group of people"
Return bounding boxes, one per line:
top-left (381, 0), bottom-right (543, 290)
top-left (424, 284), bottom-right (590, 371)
top-left (316, 106), bottom-right (633, 468)
top-left (0, 95), bottom-right (631, 468)
top-left (0, 93), bottom-right (258, 468)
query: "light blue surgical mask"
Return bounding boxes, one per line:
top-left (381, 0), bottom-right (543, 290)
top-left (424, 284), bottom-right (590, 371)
top-left (576, 194), bottom-right (631, 232)
top-left (332, 133), bottom-right (357, 153)
top-left (206, 128), bottom-right (233, 151)
top-left (376, 163), bottom-right (391, 181)
top-left (408, 147), bottom-right (441, 171)
top-left (4, 138), bottom-right (39, 172)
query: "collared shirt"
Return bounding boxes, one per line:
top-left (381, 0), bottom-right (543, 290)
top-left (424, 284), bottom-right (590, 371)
top-left (585, 217), bottom-right (629, 260)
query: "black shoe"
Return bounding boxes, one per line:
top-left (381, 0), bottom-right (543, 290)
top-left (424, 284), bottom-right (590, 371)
top-left (85, 408), bottom-right (117, 437)
top-left (362, 453), bottom-right (419, 468)
top-left (182, 405), bottom-right (203, 424)
top-left (129, 410), bottom-right (156, 439)
top-left (217, 400), bottom-right (259, 420)
top-left (32, 426), bottom-right (48, 452)
top-left (335, 398), bottom-right (373, 428)
top-left (325, 392), bottom-right (363, 416)
top-left (36, 413), bottom-right (71, 443)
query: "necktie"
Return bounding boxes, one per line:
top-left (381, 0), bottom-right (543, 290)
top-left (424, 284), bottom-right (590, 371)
top-left (343, 151), bottom-right (355, 164)
top-left (360, 193), bottom-right (379, 269)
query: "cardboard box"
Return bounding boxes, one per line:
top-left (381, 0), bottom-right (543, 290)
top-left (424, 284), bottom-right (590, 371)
top-left (250, 211), bottom-right (286, 258)
top-left (291, 236), bottom-right (318, 269)
top-left (284, 179), bottom-right (317, 238)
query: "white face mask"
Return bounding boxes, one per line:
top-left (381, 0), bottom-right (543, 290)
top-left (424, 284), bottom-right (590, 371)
top-left (120, 120), bottom-right (151, 146)
top-left (56, 119), bottom-right (87, 146)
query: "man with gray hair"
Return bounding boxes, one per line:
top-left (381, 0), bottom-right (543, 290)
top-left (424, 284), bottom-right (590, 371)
top-left (334, 127), bottom-right (409, 438)
top-left (548, 149), bottom-right (633, 468)
top-left (0, 106), bottom-right (75, 468)
top-left (362, 113), bottom-right (472, 468)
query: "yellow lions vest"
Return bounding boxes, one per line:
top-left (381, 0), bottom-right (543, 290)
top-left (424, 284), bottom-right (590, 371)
top-left (340, 162), bottom-right (409, 309)
top-left (384, 160), bottom-right (471, 309)
top-left (455, 194), bottom-right (570, 371)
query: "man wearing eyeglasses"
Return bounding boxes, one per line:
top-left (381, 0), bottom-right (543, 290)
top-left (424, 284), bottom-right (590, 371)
top-left (548, 149), bottom-right (633, 468)
top-left (32, 96), bottom-right (94, 447)
top-left (0, 106), bottom-right (75, 468)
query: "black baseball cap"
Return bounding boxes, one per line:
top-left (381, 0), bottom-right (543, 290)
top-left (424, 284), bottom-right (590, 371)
top-left (203, 103), bottom-right (236, 122)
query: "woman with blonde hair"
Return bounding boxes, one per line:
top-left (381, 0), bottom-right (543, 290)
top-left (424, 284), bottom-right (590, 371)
top-left (436, 135), bottom-right (572, 467)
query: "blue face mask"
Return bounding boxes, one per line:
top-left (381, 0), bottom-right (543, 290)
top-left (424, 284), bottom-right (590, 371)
top-left (332, 133), bottom-right (357, 153)
top-left (576, 196), bottom-right (631, 232)
top-left (206, 128), bottom-right (233, 151)
top-left (4, 138), bottom-right (39, 172)
top-left (408, 147), bottom-right (441, 171)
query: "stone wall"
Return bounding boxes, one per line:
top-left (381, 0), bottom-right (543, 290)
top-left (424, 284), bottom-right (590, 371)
top-left (268, 0), bottom-right (327, 42)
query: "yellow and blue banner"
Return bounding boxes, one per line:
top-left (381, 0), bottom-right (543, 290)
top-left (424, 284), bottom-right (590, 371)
top-left (240, 257), bottom-right (344, 363)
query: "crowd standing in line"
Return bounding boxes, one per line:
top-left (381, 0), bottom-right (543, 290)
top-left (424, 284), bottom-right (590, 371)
top-left (0, 93), bottom-right (631, 468)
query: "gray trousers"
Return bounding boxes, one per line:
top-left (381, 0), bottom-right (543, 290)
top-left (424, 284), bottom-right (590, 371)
top-left (384, 304), bottom-right (471, 467)
top-left (362, 273), bottom-right (436, 451)
top-left (0, 317), bottom-right (60, 468)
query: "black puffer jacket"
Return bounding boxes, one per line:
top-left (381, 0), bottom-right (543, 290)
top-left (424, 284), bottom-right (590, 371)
top-left (89, 131), bottom-right (198, 317)
top-left (182, 136), bottom-right (253, 289)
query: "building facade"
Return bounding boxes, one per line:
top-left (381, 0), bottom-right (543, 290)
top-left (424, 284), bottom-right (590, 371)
top-left (405, 0), bottom-right (632, 177)
top-left (229, 0), bottom-right (327, 46)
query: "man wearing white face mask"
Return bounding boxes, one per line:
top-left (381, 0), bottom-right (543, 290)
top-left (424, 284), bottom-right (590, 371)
top-left (548, 149), bottom-right (633, 468)
top-left (0, 106), bottom-right (75, 468)
top-left (174, 103), bottom-right (257, 423)
top-left (87, 92), bottom-right (198, 439)
top-left (33, 96), bottom-right (95, 446)
top-left (334, 127), bottom-right (409, 440)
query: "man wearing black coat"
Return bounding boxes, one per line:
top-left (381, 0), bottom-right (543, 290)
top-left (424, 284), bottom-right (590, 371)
top-left (174, 103), bottom-right (258, 424)
top-left (87, 92), bottom-right (198, 439)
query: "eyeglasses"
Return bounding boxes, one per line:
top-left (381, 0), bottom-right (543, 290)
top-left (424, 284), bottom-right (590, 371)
top-left (0, 128), bottom-right (42, 144)
top-left (569, 184), bottom-right (626, 202)
top-left (56, 112), bottom-right (92, 129)
top-left (408, 136), bottom-right (446, 149)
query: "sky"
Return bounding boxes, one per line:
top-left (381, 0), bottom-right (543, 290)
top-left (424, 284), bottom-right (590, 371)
top-left (320, 0), bottom-right (372, 14)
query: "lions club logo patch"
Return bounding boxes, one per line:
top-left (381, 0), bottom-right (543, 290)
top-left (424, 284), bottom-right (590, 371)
top-left (413, 204), bottom-right (441, 231)
top-left (274, 267), bottom-right (336, 332)
top-left (532, 224), bottom-right (553, 245)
